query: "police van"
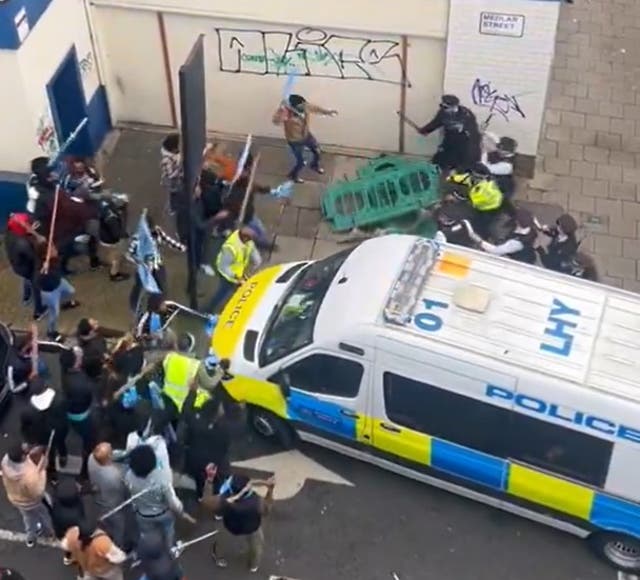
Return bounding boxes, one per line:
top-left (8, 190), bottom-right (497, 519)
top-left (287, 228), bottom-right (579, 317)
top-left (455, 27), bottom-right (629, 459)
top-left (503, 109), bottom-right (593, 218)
top-left (211, 234), bottom-right (640, 572)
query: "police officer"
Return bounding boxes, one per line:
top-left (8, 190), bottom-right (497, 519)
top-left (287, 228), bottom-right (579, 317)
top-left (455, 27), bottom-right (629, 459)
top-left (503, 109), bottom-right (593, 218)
top-left (159, 332), bottom-right (216, 419)
top-left (482, 134), bottom-right (517, 199)
top-left (205, 227), bottom-right (262, 314)
top-left (433, 200), bottom-right (475, 248)
top-left (417, 94), bottom-right (481, 172)
top-left (464, 208), bottom-right (537, 264)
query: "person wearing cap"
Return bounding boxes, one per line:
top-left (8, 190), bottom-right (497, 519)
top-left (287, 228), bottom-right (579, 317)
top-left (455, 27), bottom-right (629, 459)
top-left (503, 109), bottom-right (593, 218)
top-left (206, 227), bottom-right (262, 314)
top-left (5, 212), bottom-right (46, 319)
top-left (20, 376), bottom-right (68, 483)
top-left (536, 213), bottom-right (580, 274)
top-left (202, 464), bottom-right (275, 574)
top-left (481, 134), bottom-right (517, 199)
top-left (464, 207), bottom-right (537, 264)
top-left (417, 94), bottom-right (481, 172)
top-left (272, 93), bottom-right (337, 183)
top-left (432, 198), bottom-right (476, 248)
top-left (157, 332), bottom-right (217, 418)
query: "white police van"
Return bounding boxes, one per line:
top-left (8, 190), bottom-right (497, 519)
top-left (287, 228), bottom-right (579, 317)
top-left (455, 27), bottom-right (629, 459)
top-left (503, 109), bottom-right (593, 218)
top-left (212, 235), bottom-right (640, 572)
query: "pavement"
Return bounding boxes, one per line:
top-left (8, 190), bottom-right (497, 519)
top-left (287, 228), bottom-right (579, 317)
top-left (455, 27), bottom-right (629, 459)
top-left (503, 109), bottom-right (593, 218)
top-left (524, 0), bottom-right (640, 292)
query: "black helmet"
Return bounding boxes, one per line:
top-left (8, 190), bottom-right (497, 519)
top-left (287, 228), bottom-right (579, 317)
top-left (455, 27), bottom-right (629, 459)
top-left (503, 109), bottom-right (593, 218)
top-left (441, 94), bottom-right (460, 109)
top-left (471, 163), bottom-right (491, 178)
top-left (288, 94), bottom-right (306, 113)
top-left (556, 213), bottom-right (578, 235)
top-left (514, 208), bottom-right (535, 229)
top-left (497, 137), bottom-right (517, 155)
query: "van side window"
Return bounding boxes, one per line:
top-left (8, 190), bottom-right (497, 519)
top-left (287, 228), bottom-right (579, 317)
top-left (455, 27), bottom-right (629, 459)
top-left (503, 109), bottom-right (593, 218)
top-left (383, 372), bottom-right (509, 457)
top-left (279, 355), bottom-right (364, 398)
top-left (509, 412), bottom-right (612, 488)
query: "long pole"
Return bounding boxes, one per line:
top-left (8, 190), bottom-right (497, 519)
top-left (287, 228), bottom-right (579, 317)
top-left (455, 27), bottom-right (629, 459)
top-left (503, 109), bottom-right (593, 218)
top-left (238, 152), bottom-right (261, 226)
top-left (99, 486), bottom-right (154, 521)
top-left (30, 323), bottom-right (39, 377)
top-left (42, 185), bottom-right (61, 274)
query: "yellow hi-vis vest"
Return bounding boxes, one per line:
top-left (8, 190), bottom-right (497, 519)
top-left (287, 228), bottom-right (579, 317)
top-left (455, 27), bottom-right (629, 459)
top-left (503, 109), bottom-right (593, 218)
top-left (216, 230), bottom-right (253, 283)
top-left (162, 352), bottom-right (209, 411)
top-left (469, 180), bottom-right (503, 212)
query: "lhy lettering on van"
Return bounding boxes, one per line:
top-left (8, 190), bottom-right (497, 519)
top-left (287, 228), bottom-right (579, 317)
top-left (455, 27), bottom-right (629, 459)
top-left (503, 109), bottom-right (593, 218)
top-left (540, 298), bottom-right (581, 357)
top-left (486, 385), bottom-right (640, 444)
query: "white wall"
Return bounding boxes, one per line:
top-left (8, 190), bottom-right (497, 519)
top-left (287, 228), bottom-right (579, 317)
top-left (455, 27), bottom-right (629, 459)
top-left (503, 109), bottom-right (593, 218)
top-left (0, 51), bottom-right (37, 173)
top-left (92, 0), bottom-right (449, 39)
top-left (17, 0), bottom-right (100, 160)
top-left (92, 6), bottom-right (172, 126)
top-left (444, 0), bottom-right (560, 156)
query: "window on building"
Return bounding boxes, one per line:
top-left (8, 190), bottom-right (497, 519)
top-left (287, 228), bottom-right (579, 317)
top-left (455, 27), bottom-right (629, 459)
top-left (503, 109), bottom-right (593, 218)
top-left (272, 354), bottom-right (364, 398)
top-left (382, 372), bottom-right (510, 457)
top-left (508, 412), bottom-right (612, 488)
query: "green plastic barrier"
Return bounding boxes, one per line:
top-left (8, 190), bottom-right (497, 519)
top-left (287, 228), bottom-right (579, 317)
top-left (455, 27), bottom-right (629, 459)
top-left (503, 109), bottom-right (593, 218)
top-left (322, 157), bottom-right (440, 232)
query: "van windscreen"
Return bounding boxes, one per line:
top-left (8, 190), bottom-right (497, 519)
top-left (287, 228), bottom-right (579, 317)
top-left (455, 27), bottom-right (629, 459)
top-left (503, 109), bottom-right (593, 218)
top-left (259, 248), bottom-right (355, 366)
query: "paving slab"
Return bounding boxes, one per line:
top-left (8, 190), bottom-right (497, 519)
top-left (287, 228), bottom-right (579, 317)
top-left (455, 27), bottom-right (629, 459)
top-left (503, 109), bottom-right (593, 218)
top-left (270, 235), bottom-right (315, 263)
top-left (310, 239), bottom-right (357, 260)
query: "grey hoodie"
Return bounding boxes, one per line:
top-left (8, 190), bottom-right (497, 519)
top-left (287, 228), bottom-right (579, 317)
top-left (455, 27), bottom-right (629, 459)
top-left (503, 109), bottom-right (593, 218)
top-left (124, 465), bottom-right (183, 518)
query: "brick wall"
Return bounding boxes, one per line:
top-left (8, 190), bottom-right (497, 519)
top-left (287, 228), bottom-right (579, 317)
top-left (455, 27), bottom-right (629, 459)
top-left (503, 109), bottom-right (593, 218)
top-left (444, 0), bottom-right (561, 159)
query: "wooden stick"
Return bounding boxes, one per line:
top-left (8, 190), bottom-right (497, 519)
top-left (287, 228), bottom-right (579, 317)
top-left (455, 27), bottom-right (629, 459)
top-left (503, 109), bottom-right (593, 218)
top-left (238, 151), bottom-right (261, 226)
top-left (30, 323), bottom-right (39, 377)
top-left (396, 110), bottom-right (421, 132)
top-left (42, 185), bottom-right (61, 275)
top-left (44, 429), bottom-right (55, 460)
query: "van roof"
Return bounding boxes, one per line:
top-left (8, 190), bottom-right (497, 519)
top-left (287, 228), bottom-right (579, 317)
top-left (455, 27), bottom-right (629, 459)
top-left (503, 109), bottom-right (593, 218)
top-left (372, 236), bottom-right (640, 402)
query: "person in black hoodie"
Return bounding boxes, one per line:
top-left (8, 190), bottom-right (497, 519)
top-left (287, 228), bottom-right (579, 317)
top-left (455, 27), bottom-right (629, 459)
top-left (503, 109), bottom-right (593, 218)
top-left (536, 213), bottom-right (580, 274)
top-left (20, 377), bottom-right (68, 483)
top-left (180, 387), bottom-right (231, 501)
top-left (137, 529), bottom-right (183, 580)
top-left (60, 347), bottom-right (95, 483)
top-left (50, 477), bottom-right (86, 567)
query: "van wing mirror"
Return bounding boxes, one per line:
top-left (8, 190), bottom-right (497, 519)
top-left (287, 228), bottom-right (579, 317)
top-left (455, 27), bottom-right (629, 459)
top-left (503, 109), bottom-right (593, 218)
top-left (278, 371), bottom-right (292, 399)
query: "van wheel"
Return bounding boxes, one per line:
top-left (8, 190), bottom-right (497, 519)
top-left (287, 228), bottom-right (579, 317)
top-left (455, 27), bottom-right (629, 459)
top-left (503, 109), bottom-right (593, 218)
top-left (589, 531), bottom-right (640, 572)
top-left (250, 407), bottom-right (295, 449)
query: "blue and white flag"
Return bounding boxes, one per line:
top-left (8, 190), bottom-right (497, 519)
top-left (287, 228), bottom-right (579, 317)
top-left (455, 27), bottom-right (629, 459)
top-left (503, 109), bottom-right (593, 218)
top-left (230, 134), bottom-right (252, 187)
top-left (270, 180), bottom-right (294, 200)
top-left (282, 71), bottom-right (297, 100)
top-left (135, 213), bottom-right (160, 294)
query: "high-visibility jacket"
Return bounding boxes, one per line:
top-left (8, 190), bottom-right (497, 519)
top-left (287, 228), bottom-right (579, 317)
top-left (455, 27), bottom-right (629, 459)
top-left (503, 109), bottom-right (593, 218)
top-left (162, 352), bottom-right (209, 411)
top-left (468, 180), bottom-right (503, 212)
top-left (216, 230), bottom-right (253, 283)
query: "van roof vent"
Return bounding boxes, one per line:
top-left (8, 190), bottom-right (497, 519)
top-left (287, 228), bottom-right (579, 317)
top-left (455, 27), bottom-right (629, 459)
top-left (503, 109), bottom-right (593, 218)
top-left (453, 284), bottom-right (491, 313)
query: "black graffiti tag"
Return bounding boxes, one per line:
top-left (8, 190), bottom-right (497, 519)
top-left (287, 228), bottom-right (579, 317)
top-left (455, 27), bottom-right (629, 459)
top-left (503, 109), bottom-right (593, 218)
top-left (471, 78), bottom-right (526, 124)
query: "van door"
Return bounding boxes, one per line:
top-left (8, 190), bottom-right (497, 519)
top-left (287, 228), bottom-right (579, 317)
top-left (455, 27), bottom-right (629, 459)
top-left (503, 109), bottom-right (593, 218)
top-left (268, 351), bottom-right (372, 449)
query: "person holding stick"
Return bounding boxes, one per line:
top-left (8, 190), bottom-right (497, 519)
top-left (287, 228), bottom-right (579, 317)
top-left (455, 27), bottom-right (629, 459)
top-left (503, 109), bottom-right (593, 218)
top-left (0, 440), bottom-right (53, 548)
top-left (204, 227), bottom-right (262, 314)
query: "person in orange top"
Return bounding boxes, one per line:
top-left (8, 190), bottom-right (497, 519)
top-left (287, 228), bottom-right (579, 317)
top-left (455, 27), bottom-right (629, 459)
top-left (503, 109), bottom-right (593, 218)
top-left (1, 440), bottom-right (52, 547)
top-left (60, 519), bottom-right (127, 580)
top-left (203, 143), bottom-right (238, 183)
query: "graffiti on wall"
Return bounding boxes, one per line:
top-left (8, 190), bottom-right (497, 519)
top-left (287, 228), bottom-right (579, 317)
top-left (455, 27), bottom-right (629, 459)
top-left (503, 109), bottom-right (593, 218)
top-left (471, 78), bottom-right (526, 127)
top-left (215, 27), bottom-right (409, 85)
top-left (36, 105), bottom-right (59, 156)
top-left (79, 51), bottom-right (93, 77)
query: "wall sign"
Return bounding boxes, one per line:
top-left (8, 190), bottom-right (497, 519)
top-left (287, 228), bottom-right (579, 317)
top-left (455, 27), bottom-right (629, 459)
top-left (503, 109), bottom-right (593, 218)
top-left (479, 12), bottom-right (525, 38)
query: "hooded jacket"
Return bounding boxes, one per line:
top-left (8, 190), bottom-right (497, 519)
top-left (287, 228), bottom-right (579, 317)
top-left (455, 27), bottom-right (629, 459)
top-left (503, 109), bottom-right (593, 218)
top-left (4, 231), bottom-right (36, 279)
top-left (21, 387), bottom-right (67, 446)
top-left (1, 454), bottom-right (46, 509)
top-left (51, 478), bottom-right (85, 539)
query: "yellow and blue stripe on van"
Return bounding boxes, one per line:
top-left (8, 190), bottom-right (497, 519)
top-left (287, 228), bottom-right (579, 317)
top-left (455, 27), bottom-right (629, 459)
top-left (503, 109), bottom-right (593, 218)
top-left (370, 420), bottom-right (640, 538)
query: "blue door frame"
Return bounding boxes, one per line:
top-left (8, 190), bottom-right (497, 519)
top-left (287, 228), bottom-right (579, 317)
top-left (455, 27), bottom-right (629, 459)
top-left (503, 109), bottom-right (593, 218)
top-left (46, 46), bottom-right (93, 158)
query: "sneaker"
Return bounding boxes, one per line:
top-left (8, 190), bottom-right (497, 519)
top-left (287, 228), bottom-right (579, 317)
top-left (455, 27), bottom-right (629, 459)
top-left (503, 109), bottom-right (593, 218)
top-left (63, 555), bottom-right (73, 566)
top-left (293, 177), bottom-right (305, 184)
top-left (250, 565), bottom-right (259, 573)
top-left (200, 264), bottom-right (215, 277)
top-left (211, 545), bottom-right (228, 568)
top-left (311, 166), bottom-right (325, 175)
top-left (26, 537), bottom-right (36, 548)
top-left (109, 272), bottom-right (131, 282)
top-left (60, 300), bottom-right (80, 311)
top-left (47, 332), bottom-right (64, 343)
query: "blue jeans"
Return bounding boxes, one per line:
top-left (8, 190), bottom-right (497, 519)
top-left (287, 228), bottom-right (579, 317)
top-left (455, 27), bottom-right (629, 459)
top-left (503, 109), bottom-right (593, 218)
top-left (19, 502), bottom-right (54, 542)
top-left (136, 510), bottom-right (176, 551)
top-left (247, 216), bottom-right (271, 249)
top-left (22, 278), bottom-right (44, 315)
top-left (40, 278), bottom-right (75, 334)
top-left (288, 134), bottom-right (321, 180)
top-left (205, 275), bottom-right (238, 314)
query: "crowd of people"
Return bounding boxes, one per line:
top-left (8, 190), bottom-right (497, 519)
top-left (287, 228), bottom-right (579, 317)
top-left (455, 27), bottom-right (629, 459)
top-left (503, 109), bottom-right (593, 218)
top-left (0, 90), bottom-right (599, 580)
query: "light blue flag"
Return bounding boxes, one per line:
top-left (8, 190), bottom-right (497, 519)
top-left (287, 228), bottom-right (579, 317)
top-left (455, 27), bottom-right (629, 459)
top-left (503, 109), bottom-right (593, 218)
top-left (135, 214), bottom-right (161, 294)
top-left (270, 180), bottom-right (293, 200)
top-left (282, 71), bottom-right (297, 100)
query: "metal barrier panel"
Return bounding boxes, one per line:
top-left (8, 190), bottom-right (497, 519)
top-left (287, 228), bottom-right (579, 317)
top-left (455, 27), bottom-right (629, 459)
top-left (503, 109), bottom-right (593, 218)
top-left (179, 34), bottom-right (207, 308)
